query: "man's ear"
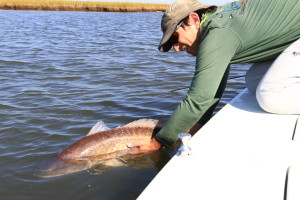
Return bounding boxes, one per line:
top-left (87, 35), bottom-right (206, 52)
top-left (189, 12), bottom-right (201, 29)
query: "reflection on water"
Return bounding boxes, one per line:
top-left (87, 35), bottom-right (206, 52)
top-left (0, 10), bottom-right (250, 200)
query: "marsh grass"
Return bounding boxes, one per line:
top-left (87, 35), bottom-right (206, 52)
top-left (0, 0), bottom-right (169, 12)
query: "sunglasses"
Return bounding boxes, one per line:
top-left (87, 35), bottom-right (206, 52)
top-left (168, 18), bottom-right (187, 46)
top-left (175, 20), bottom-right (184, 31)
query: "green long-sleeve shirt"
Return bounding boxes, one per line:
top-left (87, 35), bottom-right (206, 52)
top-left (155, 0), bottom-right (300, 147)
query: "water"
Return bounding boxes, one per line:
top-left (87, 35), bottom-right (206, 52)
top-left (0, 10), bottom-right (250, 200)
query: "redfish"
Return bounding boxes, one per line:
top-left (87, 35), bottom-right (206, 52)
top-left (36, 119), bottom-right (162, 178)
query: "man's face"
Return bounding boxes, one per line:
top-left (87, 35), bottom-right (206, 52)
top-left (171, 14), bottom-right (201, 56)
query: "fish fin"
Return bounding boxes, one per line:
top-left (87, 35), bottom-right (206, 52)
top-left (123, 119), bottom-right (159, 128)
top-left (87, 121), bottom-right (110, 136)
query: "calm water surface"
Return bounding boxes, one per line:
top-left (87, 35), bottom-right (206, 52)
top-left (0, 10), bottom-right (250, 200)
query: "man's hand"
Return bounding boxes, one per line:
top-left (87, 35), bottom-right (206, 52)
top-left (127, 138), bottom-right (162, 155)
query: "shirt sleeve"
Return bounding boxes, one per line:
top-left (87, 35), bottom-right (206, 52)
top-left (155, 28), bottom-right (241, 148)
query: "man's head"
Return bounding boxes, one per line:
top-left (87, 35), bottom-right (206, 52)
top-left (158, 0), bottom-right (216, 56)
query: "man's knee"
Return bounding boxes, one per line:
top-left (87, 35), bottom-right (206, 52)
top-left (256, 81), bottom-right (300, 114)
top-left (256, 87), bottom-right (281, 113)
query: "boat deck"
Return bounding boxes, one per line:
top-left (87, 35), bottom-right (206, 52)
top-left (138, 89), bottom-right (300, 200)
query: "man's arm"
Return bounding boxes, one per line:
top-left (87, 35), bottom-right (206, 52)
top-left (155, 28), bottom-right (241, 148)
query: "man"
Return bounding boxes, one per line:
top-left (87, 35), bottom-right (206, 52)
top-left (128, 0), bottom-right (300, 152)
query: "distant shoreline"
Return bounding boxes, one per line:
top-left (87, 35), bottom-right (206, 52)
top-left (0, 0), bottom-right (169, 12)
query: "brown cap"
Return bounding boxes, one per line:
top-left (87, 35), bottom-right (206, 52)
top-left (158, 0), bottom-right (215, 52)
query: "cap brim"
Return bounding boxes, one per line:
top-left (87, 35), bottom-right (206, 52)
top-left (158, 23), bottom-right (177, 52)
top-left (158, 39), bottom-right (173, 52)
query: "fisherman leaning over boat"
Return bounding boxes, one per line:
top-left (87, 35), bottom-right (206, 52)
top-left (128, 0), bottom-right (300, 152)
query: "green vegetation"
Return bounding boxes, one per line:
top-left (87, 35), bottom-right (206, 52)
top-left (0, 0), bottom-right (169, 12)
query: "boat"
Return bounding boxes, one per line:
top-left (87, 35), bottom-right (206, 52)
top-left (138, 88), bottom-right (300, 200)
